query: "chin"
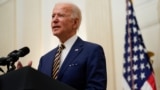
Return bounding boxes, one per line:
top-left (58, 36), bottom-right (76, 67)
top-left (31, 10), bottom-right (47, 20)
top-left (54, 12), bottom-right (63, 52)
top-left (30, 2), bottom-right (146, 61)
top-left (53, 33), bottom-right (59, 37)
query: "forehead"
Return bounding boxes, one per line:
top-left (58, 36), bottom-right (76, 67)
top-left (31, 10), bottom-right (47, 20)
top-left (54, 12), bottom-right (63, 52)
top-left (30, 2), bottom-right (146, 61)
top-left (53, 4), bottom-right (72, 13)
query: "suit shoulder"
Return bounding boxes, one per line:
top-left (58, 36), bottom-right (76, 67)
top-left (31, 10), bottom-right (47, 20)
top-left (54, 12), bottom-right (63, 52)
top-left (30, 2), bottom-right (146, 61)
top-left (77, 37), bottom-right (103, 49)
top-left (84, 40), bottom-right (103, 48)
top-left (41, 48), bottom-right (56, 57)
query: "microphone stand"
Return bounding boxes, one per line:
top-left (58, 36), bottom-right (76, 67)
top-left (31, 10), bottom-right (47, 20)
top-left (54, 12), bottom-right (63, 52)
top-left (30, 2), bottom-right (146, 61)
top-left (6, 60), bottom-right (16, 72)
top-left (0, 57), bottom-right (18, 74)
top-left (0, 67), bottom-right (5, 73)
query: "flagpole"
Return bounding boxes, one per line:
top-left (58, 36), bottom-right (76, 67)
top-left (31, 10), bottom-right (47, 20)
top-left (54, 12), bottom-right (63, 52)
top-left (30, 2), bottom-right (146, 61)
top-left (126, 0), bottom-right (134, 89)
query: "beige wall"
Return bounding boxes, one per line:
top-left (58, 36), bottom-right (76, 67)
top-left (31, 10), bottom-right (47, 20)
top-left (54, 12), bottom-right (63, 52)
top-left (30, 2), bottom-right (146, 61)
top-left (0, 0), bottom-right (42, 69)
top-left (16, 0), bottom-right (42, 68)
top-left (0, 0), bottom-right (160, 90)
top-left (0, 0), bottom-right (16, 73)
top-left (85, 1), bottom-right (115, 90)
top-left (0, 0), bottom-right (16, 56)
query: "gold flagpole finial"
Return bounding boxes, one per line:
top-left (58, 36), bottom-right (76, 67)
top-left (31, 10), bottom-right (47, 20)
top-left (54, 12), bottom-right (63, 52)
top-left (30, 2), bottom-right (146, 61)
top-left (147, 51), bottom-right (155, 64)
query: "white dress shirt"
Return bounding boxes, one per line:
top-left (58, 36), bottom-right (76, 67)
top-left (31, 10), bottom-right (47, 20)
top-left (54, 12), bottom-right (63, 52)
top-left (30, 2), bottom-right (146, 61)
top-left (59, 35), bottom-right (78, 67)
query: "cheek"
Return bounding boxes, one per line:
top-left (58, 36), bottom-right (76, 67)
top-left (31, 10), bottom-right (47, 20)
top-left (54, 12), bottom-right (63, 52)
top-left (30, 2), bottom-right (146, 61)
top-left (62, 22), bottom-right (72, 29)
top-left (60, 19), bottom-right (74, 30)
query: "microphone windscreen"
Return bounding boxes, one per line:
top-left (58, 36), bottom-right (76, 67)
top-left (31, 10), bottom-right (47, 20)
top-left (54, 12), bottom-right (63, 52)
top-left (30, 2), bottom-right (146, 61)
top-left (18, 47), bottom-right (30, 57)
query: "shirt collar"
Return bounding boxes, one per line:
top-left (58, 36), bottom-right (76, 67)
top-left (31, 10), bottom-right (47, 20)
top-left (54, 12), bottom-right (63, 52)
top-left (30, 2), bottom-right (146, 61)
top-left (59, 35), bottom-right (78, 49)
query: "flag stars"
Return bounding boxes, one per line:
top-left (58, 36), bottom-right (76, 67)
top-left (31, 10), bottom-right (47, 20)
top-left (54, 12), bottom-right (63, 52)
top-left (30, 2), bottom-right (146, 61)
top-left (133, 27), bottom-right (137, 33)
top-left (133, 55), bottom-right (138, 62)
top-left (139, 45), bottom-right (143, 51)
top-left (128, 10), bottom-right (131, 16)
top-left (141, 73), bottom-right (145, 80)
top-left (140, 53), bottom-right (144, 60)
top-left (134, 84), bottom-right (138, 89)
top-left (133, 36), bottom-right (137, 43)
top-left (140, 63), bottom-right (145, 70)
top-left (127, 57), bottom-right (131, 63)
top-left (133, 46), bottom-right (138, 52)
top-left (146, 63), bottom-right (150, 69)
top-left (133, 74), bottom-right (138, 80)
top-left (127, 76), bottom-right (131, 82)
top-left (133, 64), bottom-right (138, 71)
top-left (127, 67), bottom-right (131, 72)
top-left (132, 19), bottom-right (136, 25)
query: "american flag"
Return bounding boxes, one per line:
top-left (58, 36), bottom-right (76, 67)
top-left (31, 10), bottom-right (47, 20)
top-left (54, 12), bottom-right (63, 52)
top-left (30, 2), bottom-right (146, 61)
top-left (123, 0), bottom-right (157, 90)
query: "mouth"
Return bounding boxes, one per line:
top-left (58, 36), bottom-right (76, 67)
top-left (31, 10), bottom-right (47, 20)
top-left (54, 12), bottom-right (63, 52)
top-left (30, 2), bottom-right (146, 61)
top-left (52, 26), bottom-right (61, 29)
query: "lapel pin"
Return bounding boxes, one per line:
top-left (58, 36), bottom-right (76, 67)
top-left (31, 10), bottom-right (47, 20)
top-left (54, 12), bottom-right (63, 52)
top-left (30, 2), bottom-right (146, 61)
top-left (75, 49), bottom-right (79, 51)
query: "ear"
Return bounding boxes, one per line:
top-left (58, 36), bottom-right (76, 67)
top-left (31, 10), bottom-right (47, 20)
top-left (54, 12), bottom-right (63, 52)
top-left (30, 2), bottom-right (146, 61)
top-left (72, 18), bottom-right (79, 29)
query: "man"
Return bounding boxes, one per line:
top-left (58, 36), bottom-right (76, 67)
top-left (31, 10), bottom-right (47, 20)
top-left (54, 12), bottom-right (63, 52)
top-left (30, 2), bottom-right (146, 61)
top-left (18, 2), bottom-right (107, 90)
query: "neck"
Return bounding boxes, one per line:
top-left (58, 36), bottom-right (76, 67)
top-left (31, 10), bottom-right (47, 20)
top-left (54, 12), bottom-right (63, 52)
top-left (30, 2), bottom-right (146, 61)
top-left (59, 34), bottom-right (76, 43)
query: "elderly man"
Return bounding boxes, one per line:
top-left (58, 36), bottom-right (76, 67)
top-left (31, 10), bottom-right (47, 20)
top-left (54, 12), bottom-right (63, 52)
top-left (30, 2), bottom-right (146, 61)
top-left (18, 2), bottom-right (107, 90)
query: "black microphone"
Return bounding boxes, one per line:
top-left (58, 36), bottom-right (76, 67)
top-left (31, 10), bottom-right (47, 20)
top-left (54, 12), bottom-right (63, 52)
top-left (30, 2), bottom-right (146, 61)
top-left (18, 47), bottom-right (30, 57)
top-left (8, 47), bottom-right (30, 58)
top-left (0, 47), bottom-right (30, 65)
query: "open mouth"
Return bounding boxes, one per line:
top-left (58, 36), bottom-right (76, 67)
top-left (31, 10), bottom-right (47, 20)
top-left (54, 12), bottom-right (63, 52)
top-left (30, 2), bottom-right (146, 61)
top-left (53, 26), bottom-right (61, 29)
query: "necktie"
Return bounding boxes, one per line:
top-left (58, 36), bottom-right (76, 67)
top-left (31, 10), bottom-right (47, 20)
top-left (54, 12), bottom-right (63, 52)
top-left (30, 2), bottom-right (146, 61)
top-left (52, 44), bottom-right (65, 79)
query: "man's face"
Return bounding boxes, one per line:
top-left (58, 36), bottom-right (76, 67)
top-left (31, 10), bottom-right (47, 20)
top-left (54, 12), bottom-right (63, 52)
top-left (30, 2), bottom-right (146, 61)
top-left (51, 4), bottom-right (76, 39)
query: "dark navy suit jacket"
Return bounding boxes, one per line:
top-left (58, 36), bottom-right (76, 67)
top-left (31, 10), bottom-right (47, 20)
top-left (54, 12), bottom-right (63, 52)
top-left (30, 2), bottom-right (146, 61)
top-left (38, 37), bottom-right (107, 90)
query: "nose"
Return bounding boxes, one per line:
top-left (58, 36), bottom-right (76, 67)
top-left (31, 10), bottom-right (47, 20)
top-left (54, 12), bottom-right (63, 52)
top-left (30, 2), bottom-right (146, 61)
top-left (52, 15), bottom-right (59, 23)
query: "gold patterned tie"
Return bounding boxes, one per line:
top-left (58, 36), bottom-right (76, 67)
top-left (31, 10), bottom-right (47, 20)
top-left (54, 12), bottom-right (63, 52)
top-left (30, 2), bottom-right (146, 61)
top-left (52, 44), bottom-right (65, 79)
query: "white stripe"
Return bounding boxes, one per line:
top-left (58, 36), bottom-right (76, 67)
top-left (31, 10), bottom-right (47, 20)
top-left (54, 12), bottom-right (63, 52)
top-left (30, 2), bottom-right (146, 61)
top-left (141, 81), bottom-right (152, 90)
top-left (123, 77), bottom-right (131, 90)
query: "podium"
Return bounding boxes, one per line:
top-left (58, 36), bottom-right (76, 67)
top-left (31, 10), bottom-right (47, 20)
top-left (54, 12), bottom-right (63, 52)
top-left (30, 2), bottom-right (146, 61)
top-left (0, 66), bottom-right (77, 90)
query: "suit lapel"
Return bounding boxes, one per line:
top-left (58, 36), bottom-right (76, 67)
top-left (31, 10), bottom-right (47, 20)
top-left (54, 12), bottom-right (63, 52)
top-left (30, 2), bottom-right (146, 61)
top-left (58, 37), bottom-right (84, 79)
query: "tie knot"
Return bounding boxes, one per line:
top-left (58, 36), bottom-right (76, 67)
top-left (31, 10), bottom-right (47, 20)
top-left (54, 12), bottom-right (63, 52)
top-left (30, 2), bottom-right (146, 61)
top-left (59, 44), bottom-right (65, 50)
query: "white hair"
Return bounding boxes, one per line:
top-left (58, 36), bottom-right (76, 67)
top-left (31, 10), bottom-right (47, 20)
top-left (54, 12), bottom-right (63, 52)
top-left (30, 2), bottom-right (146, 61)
top-left (55, 2), bottom-right (82, 30)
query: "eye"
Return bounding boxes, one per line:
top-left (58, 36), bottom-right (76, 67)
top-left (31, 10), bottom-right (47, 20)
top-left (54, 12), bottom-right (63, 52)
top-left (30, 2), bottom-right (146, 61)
top-left (59, 13), bottom-right (65, 17)
top-left (52, 14), bottom-right (55, 18)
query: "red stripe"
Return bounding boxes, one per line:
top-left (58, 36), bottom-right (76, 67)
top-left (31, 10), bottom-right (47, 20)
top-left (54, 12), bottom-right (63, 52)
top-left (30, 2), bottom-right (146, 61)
top-left (147, 73), bottom-right (157, 90)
